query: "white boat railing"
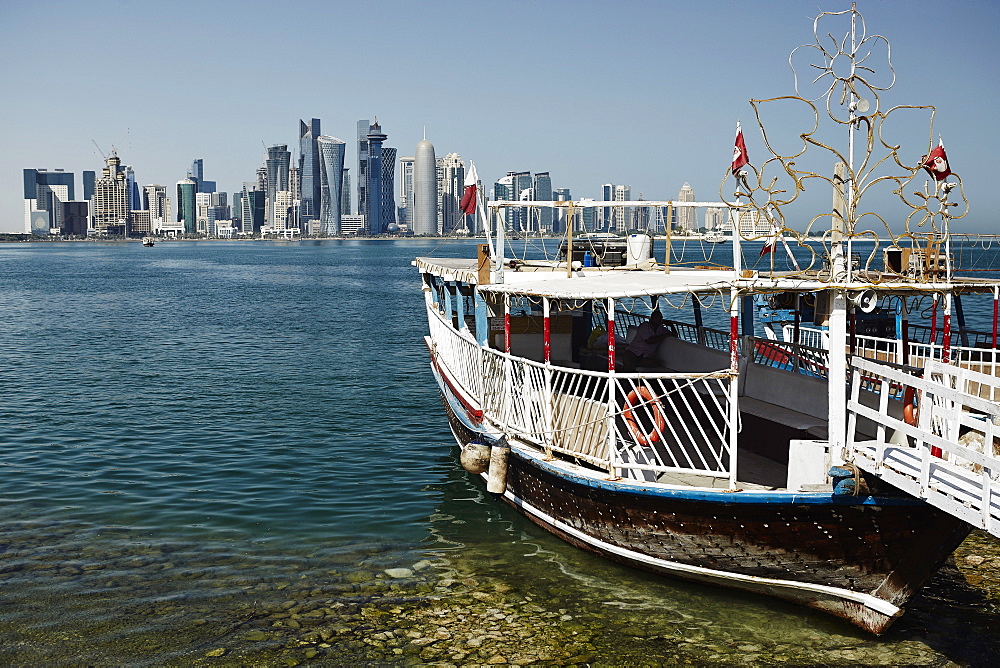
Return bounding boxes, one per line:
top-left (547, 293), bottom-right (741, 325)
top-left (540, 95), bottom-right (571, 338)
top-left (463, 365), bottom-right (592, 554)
top-left (749, 337), bottom-right (829, 378)
top-left (847, 357), bottom-right (1000, 538)
top-left (782, 326), bottom-right (1000, 386)
top-left (478, 346), bottom-right (734, 479)
top-left (428, 301), bottom-right (735, 480)
top-left (781, 324), bottom-right (828, 350)
top-left (427, 303), bottom-right (483, 401)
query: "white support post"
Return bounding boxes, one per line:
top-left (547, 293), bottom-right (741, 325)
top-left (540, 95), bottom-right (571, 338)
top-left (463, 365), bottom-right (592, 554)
top-left (607, 297), bottom-right (619, 479)
top-left (728, 287), bottom-right (740, 489)
top-left (828, 289), bottom-right (849, 462)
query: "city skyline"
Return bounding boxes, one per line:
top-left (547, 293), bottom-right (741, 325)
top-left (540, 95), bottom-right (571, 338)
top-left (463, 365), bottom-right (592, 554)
top-left (2, 1), bottom-right (997, 233)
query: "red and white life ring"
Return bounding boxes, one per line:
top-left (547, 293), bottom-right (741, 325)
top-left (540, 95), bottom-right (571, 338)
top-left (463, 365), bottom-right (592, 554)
top-left (623, 386), bottom-right (666, 447)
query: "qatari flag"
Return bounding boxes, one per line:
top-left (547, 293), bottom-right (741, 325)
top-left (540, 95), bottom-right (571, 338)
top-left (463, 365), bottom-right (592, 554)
top-left (922, 140), bottom-right (952, 181)
top-left (460, 162), bottom-right (479, 215)
top-left (732, 121), bottom-right (749, 175)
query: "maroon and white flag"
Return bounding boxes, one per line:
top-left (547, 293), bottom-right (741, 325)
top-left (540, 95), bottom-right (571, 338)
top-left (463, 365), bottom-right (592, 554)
top-left (922, 139), bottom-right (952, 182)
top-left (460, 162), bottom-right (479, 215)
top-left (759, 235), bottom-right (777, 258)
top-left (732, 121), bottom-right (749, 175)
top-left (759, 213), bottom-right (780, 258)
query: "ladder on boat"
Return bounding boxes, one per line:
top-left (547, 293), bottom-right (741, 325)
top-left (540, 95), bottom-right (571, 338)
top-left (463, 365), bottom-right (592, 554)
top-left (846, 356), bottom-right (1000, 538)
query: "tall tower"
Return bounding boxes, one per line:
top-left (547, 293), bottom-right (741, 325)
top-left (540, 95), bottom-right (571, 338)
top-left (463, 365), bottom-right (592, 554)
top-left (533, 172), bottom-right (553, 232)
top-left (399, 156), bottom-right (414, 226)
top-left (412, 137), bottom-right (438, 235)
top-left (677, 182), bottom-right (696, 231)
top-left (612, 184), bottom-right (632, 232)
top-left (316, 135), bottom-right (346, 235)
top-left (299, 118), bottom-right (321, 222)
top-left (94, 154), bottom-right (129, 235)
top-left (366, 120), bottom-right (387, 234)
top-left (143, 184), bottom-right (170, 223)
top-left (356, 119), bottom-right (370, 228)
top-left (380, 146), bottom-right (397, 231)
top-left (176, 178), bottom-right (197, 234)
top-left (437, 153), bottom-right (465, 235)
top-left (265, 144), bottom-right (291, 225)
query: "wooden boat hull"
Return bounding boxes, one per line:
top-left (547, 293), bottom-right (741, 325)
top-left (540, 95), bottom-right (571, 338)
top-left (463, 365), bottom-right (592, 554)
top-left (431, 357), bottom-right (971, 635)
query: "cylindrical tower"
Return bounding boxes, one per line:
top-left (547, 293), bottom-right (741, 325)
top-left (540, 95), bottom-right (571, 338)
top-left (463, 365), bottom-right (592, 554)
top-left (412, 138), bottom-right (438, 235)
top-left (317, 135), bottom-right (346, 235)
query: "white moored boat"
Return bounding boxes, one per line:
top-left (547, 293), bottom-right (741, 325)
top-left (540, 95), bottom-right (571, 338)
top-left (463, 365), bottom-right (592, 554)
top-left (415, 5), bottom-right (999, 634)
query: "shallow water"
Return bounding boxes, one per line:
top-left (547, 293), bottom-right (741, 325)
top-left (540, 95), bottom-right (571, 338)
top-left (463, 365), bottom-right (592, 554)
top-left (0, 238), bottom-right (996, 665)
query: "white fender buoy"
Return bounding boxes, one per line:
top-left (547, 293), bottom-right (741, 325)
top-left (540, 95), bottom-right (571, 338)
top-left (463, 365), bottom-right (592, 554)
top-left (486, 443), bottom-right (510, 495)
top-left (460, 441), bottom-right (492, 474)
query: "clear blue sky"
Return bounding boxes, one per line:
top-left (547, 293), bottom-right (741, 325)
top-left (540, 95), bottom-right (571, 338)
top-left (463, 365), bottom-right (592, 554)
top-left (2, 0), bottom-right (997, 233)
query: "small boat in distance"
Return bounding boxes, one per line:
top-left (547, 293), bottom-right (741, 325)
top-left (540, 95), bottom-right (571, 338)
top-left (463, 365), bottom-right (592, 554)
top-left (142, 237), bottom-right (155, 247)
top-left (704, 230), bottom-right (727, 243)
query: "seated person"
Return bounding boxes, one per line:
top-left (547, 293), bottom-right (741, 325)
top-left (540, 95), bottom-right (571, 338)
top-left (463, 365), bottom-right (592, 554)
top-left (617, 309), bottom-right (674, 371)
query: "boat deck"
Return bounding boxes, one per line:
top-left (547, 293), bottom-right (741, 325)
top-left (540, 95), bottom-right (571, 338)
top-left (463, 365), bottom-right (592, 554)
top-left (656, 450), bottom-right (793, 491)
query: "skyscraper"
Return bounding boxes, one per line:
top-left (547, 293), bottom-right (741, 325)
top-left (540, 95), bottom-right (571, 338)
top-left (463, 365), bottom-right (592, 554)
top-left (366, 120), bottom-right (387, 234)
top-left (341, 169), bottom-right (351, 216)
top-left (190, 159), bottom-right (203, 183)
top-left (143, 184), bottom-right (170, 223)
top-left (298, 118), bottom-right (321, 222)
top-left (380, 146), bottom-right (397, 231)
top-left (492, 174), bottom-right (514, 233)
top-left (82, 170), bottom-right (95, 201)
top-left (412, 137), bottom-right (438, 235)
top-left (125, 166), bottom-right (141, 212)
top-left (189, 158), bottom-right (216, 193)
top-left (316, 135), bottom-right (346, 235)
top-left (93, 154), bottom-right (129, 235)
top-left (23, 168), bottom-right (75, 234)
top-left (437, 153), bottom-right (465, 235)
top-left (677, 182), bottom-right (696, 231)
top-left (533, 172), bottom-right (553, 232)
top-left (176, 178), bottom-right (197, 234)
top-left (239, 183), bottom-right (265, 234)
top-left (356, 119), bottom-right (370, 228)
top-left (510, 171), bottom-right (532, 232)
top-left (398, 156), bottom-right (414, 226)
top-left (265, 144), bottom-right (290, 226)
top-left (612, 184), bottom-right (632, 232)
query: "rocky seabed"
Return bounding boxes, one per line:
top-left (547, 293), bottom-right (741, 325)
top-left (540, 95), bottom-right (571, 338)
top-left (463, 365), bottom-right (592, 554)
top-left (0, 520), bottom-right (997, 666)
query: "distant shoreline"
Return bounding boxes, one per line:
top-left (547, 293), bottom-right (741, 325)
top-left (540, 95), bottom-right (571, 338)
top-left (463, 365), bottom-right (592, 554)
top-left (0, 236), bottom-right (485, 244)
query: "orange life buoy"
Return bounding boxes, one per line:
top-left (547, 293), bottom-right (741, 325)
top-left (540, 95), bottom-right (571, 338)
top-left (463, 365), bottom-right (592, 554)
top-left (623, 386), bottom-right (666, 446)
top-left (903, 386), bottom-right (918, 426)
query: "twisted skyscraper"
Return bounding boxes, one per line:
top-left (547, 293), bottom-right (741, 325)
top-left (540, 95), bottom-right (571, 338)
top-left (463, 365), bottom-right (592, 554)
top-left (317, 135), bottom-right (345, 235)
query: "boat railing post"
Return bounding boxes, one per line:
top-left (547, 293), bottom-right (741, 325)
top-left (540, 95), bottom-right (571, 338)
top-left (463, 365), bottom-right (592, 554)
top-left (504, 294), bottom-right (511, 354)
top-left (664, 202), bottom-right (672, 274)
top-left (443, 281), bottom-right (454, 327)
top-left (728, 288), bottom-right (740, 489)
top-left (897, 294), bottom-right (907, 366)
top-left (542, 297), bottom-right (554, 460)
top-left (993, 286), bottom-right (999, 351)
top-left (607, 297), bottom-right (620, 479)
top-left (453, 281), bottom-right (465, 331)
top-left (943, 292), bottom-right (952, 364)
top-left (693, 296), bottom-right (706, 346)
top-left (474, 289), bottom-right (489, 346)
top-left (543, 297), bottom-right (551, 364)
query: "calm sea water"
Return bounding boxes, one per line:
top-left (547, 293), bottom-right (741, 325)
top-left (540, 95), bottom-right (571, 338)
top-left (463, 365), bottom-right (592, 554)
top-left (0, 239), bottom-right (996, 665)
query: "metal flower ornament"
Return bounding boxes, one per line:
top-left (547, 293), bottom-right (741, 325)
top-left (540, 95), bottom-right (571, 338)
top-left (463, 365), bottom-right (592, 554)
top-left (722, 4), bottom-right (964, 279)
